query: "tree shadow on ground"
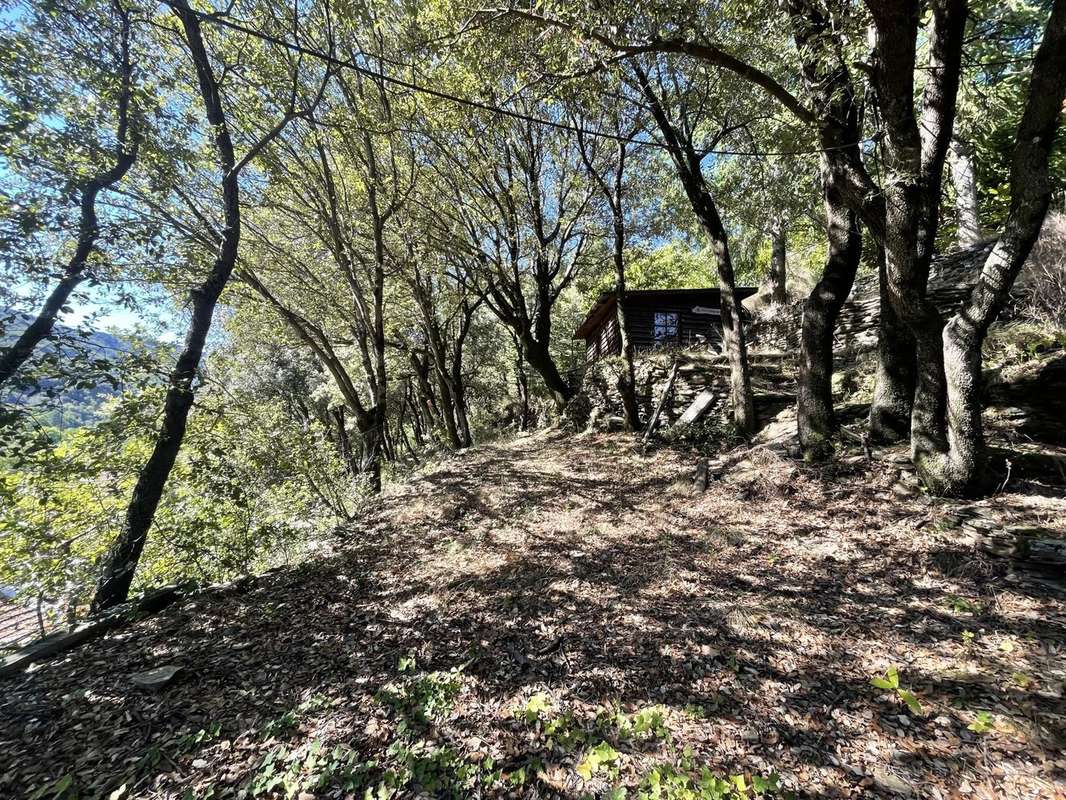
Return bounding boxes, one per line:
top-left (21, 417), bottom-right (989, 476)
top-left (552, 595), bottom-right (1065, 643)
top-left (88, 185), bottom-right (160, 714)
top-left (1, 432), bottom-right (1063, 799)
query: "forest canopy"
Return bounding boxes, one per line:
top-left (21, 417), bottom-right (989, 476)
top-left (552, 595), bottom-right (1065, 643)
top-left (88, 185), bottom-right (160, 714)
top-left (1, 0), bottom-right (1064, 625)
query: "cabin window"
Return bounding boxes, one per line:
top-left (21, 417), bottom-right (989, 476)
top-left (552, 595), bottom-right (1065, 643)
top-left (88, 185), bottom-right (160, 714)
top-left (653, 311), bottom-right (679, 344)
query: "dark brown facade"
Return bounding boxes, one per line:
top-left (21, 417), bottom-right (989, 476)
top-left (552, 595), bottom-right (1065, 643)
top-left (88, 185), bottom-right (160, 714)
top-left (574, 288), bottom-right (756, 362)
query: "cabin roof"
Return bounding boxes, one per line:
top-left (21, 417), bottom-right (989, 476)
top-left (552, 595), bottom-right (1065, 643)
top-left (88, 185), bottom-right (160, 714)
top-left (573, 287), bottom-right (756, 339)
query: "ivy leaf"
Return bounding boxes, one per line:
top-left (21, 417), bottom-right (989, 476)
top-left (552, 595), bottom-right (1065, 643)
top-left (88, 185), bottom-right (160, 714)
top-left (897, 689), bottom-right (924, 716)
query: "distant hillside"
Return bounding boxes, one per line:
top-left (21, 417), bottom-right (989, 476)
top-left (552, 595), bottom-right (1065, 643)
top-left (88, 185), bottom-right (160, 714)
top-left (1, 310), bottom-right (138, 429)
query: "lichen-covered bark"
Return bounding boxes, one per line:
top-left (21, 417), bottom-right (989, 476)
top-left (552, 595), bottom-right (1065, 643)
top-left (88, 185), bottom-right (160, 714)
top-left (797, 186), bottom-right (861, 458)
top-left (871, 0), bottom-right (1065, 495)
top-left (950, 135), bottom-right (982, 247)
top-left (869, 244), bottom-right (916, 443)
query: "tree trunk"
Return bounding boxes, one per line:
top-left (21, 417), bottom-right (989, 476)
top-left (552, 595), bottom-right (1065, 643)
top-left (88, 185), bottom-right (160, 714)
top-left (0, 6), bottom-right (138, 389)
top-left (435, 370), bottom-right (462, 449)
top-left (358, 406), bottom-right (384, 493)
top-left (634, 64), bottom-right (754, 433)
top-left (91, 0), bottom-right (240, 614)
top-left (451, 367), bottom-right (473, 447)
top-left (769, 218), bottom-right (788, 306)
top-left (579, 132), bottom-right (640, 431)
top-left (924, 2), bottom-right (1066, 494)
top-left (712, 231), bottom-right (756, 434)
top-left (1, 273), bottom-right (86, 389)
top-left (797, 185), bottom-right (861, 458)
top-left (91, 262), bottom-right (234, 612)
top-left (522, 332), bottom-right (574, 410)
top-left (950, 135), bottom-right (982, 247)
top-left (397, 397), bottom-right (418, 461)
top-left (513, 333), bottom-right (530, 430)
top-left (611, 207), bottom-right (640, 431)
top-left (331, 405), bottom-right (358, 474)
top-left (869, 243), bottom-right (917, 443)
top-left (408, 386), bottom-right (426, 446)
top-left (409, 350), bottom-right (441, 438)
top-left (450, 299), bottom-right (478, 447)
top-left (870, 0), bottom-right (1066, 495)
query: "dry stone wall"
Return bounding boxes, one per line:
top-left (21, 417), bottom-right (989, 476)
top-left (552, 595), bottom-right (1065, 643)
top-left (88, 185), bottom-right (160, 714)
top-left (750, 241), bottom-right (997, 354)
top-left (570, 349), bottom-right (794, 433)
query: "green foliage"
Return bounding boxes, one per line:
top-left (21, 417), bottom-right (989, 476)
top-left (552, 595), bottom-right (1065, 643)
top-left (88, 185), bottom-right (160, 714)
top-left (985, 322), bottom-right (1066, 369)
top-left (634, 749), bottom-right (784, 799)
top-left (576, 740), bottom-right (620, 781)
top-left (517, 692), bottom-right (552, 723)
top-left (618, 243), bottom-right (711, 294)
top-left (870, 666), bottom-right (925, 716)
top-left (247, 661), bottom-right (504, 799)
top-left (27, 774), bottom-right (75, 800)
top-left (945, 596), bottom-right (982, 615)
top-left (511, 696), bottom-right (770, 795)
top-left (953, 0), bottom-right (1066, 233)
top-left (967, 711), bottom-right (996, 734)
top-left (375, 667), bottom-right (463, 730)
top-left (0, 357), bottom-right (348, 614)
top-left (248, 740), bottom-right (370, 798)
top-left (601, 704), bottom-right (671, 743)
top-left (177, 722), bottom-right (223, 753)
top-left (246, 732), bottom-right (502, 799)
top-left (263, 710), bottom-right (300, 739)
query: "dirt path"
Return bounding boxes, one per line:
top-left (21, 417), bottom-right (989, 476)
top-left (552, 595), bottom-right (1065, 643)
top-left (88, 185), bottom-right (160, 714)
top-left (2, 431), bottom-right (1064, 799)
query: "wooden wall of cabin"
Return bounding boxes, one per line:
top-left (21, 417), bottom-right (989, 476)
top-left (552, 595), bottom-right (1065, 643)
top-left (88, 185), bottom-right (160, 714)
top-left (585, 301), bottom-right (724, 361)
top-left (625, 297), bottom-right (723, 352)
top-left (585, 316), bottom-right (622, 361)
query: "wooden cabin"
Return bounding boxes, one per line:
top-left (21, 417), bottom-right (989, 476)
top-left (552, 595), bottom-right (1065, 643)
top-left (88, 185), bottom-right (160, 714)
top-left (574, 287), bottom-right (757, 363)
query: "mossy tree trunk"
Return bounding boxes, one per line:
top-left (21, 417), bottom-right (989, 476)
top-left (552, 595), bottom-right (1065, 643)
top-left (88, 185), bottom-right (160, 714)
top-left (797, 185), bottom-right (861, 458)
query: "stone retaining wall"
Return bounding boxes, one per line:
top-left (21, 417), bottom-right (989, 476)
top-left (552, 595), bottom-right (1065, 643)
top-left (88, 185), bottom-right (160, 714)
top-left (750, 241), bottom-right (997, 353)
top-left (570, 350), bottom-right (795, 432)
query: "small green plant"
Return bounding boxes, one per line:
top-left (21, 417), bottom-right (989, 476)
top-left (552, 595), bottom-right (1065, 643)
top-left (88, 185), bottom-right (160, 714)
top-left (543, 712), bottom-right (589, 751)
top-left (376, 669), bottom-right (463, 729)
top-left (870, 666), bottom-right (924, 716)
top-left (247, 740), bottom-right (374, 797)
top-left (263, 693), bottom-right (334, 738)
top-left (27, 774), bottom-right (75, 800)
top-left (264, 710), bottom-right (299, 738)
top-left (607, 705), bottom-right (671, 742)
top-left (635, 753), bottom-right (783, 799)
top-left (967, 711), bottom-right (995, 734)
top-left (946, 596), bottom-right (981, 614)
top-left (683, 703), bottom-right (709, 720)
top-left (960, 630), bottom-right (975, 647)
top-left (576, 740), bottom-right (620, 781)
top-left (516, 692), bottom-right (551, 723)
top-left (177, 722), bottom-right (223, 753)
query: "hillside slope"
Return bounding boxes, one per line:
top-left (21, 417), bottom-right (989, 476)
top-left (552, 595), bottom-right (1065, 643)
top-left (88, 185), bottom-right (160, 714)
top-left (1, 432), bottom-right (1064, 799)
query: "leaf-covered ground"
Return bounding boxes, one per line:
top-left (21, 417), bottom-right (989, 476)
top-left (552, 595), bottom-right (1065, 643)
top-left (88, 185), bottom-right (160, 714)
top-left (1, 430), bottom-right (1064, 799)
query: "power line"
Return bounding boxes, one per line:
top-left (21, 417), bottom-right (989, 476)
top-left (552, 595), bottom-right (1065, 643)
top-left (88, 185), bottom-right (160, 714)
top-left (159, 1), bottom-right (869, 159)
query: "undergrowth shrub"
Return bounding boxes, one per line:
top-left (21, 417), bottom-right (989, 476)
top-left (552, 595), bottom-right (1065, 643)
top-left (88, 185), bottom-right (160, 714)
top-left (657, 417), bottom-right (744, 454)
